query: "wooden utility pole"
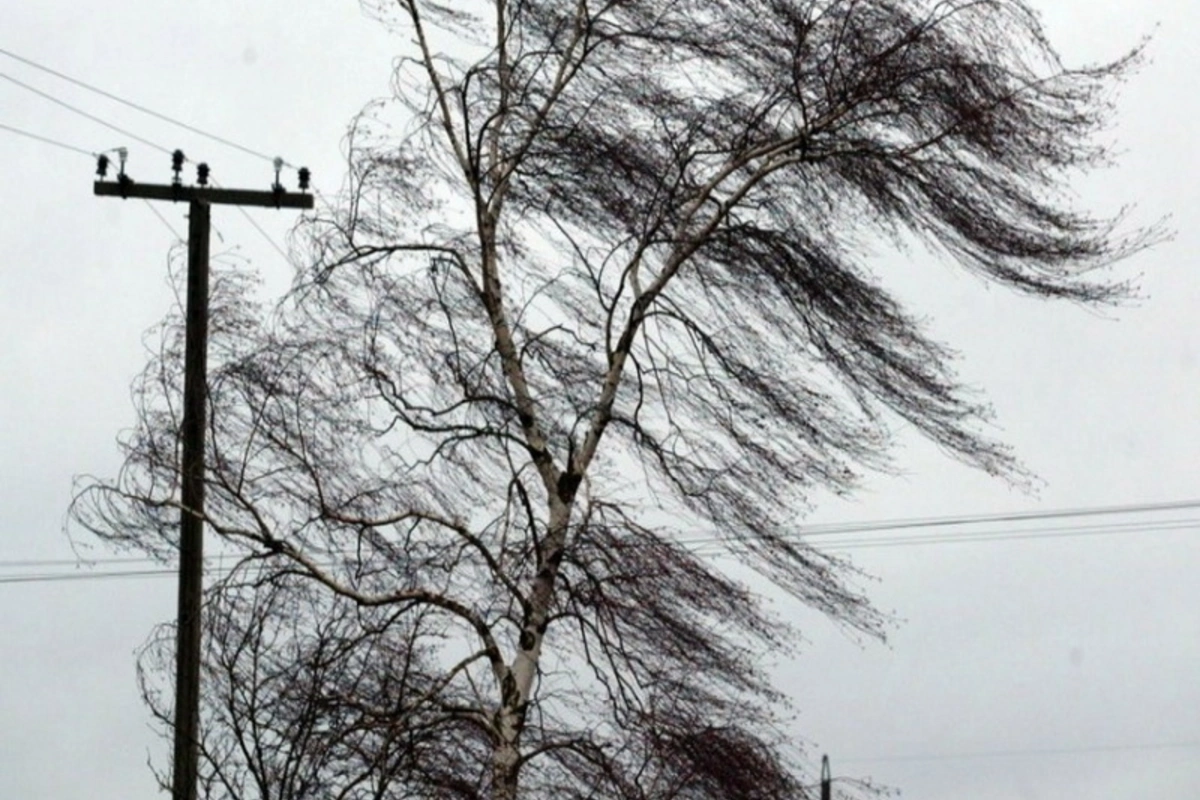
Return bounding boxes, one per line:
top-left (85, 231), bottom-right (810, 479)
top-left (94, 151), bottom-right (312, 800)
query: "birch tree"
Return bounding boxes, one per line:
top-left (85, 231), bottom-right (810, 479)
top-left (74, 1), bottom-right (1159, 797)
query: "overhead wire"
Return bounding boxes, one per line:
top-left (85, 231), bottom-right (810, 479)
top-left (0, 556), bottom-right (158, 569)
top-left (0, 46), bottom-right (328, 238)
top-left (1, 114), bottom-right (192, 243)
top-left (8, 498), bottom-right (1197, 570)
top-left (0, 121), bottom-right (96, 157)
top-left (1, 70), bottom-right (174, 156)
top-left (0, 569), bottom-right (178, 585)
top-left (839, 738), bottom-right (1200, 764)
top-left (3, 500), bottom-right (1197, 585)
top-left (236, 205), bottom-right (294, 264)
top-left (761, 497), bottom-right (1200, 539)
top-left (812, 517), bottom-right (1200, 551)
top-left (679, 517), bottom-right (1200, 558)
top-left (1, 78), bottom-right (299, 260)
top-left (209, 176), bottom-right (296, 265)
top-left (671, 498), bottom-right (1200, 553)
top-left (2, 47), bottom-right (326, 269)
top-left (0, 46), bottom-right (292, 166)
top-left (142, 199), bottom-right (186, 241)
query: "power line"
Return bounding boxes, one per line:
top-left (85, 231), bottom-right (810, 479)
top-left (3, 500), bottom-right (1197, 584)
top-left (814, 517), bottom-right (1200, 551)
top-left (0, 121), bottom-right (95, 157)
top-left (0, 568), bottom-right (177, 585)
top-left (143, 199), bottom-right (186, 241)
top-left (670, 498), bottom-right (1200, 551)
top-left (6, 505), bottom-right (1200, 573)
top-left (758, 497), bottom-right (1200, 539)
top-left (210, 177), bottom-right (296, 264)
top-left (0, 556), bottom-right (159, 568)
top-left (233, 205), bottom-right (293, 264)
top-left (682, 515), bottom-right (1200, 556)
top-left (2, 110), bottom-right (294, 256)
top-left (9, 501), bottom-right (1197, 570)
top-left (2, 63), bottom-right (303, 210)
top-left (1, 117), bottom-right (214, 242)
top-left (2, 50), bottom-right (309, 262)
top-left (0, 558), bottom-right (327, 586)
top-left (0, 46), bottom-right (290, 166)
top-left (1, 70), bottom-right (174, 156)
top-left (840, 739), bottom-right (1200, 764)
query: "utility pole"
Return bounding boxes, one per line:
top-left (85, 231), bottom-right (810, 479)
top-left (94, 150), bottom-right (313, 800)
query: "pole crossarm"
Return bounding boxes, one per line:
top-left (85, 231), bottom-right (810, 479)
top-left (94, 180), bottom-right (314, 209)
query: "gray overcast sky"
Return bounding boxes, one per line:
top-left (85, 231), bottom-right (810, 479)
top-left (1, 2), bottom-right (1196, 798)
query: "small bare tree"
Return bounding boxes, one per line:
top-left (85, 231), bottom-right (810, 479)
top-left (138, 576), bottom-right (494, 800)
top-left (75, 1), bottom-right (1161, 797)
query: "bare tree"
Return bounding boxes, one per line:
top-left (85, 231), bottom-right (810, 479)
top-left (138, 575), bottom-right (494, 800)
top-left (74, 1), bottom-right (1161, 797)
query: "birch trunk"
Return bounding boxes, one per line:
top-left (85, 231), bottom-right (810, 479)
top-left (490, 497), bottom-right (574, 798)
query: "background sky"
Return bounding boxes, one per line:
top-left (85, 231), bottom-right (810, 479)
top-left (1, 2), bottom-right (1196, 798)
